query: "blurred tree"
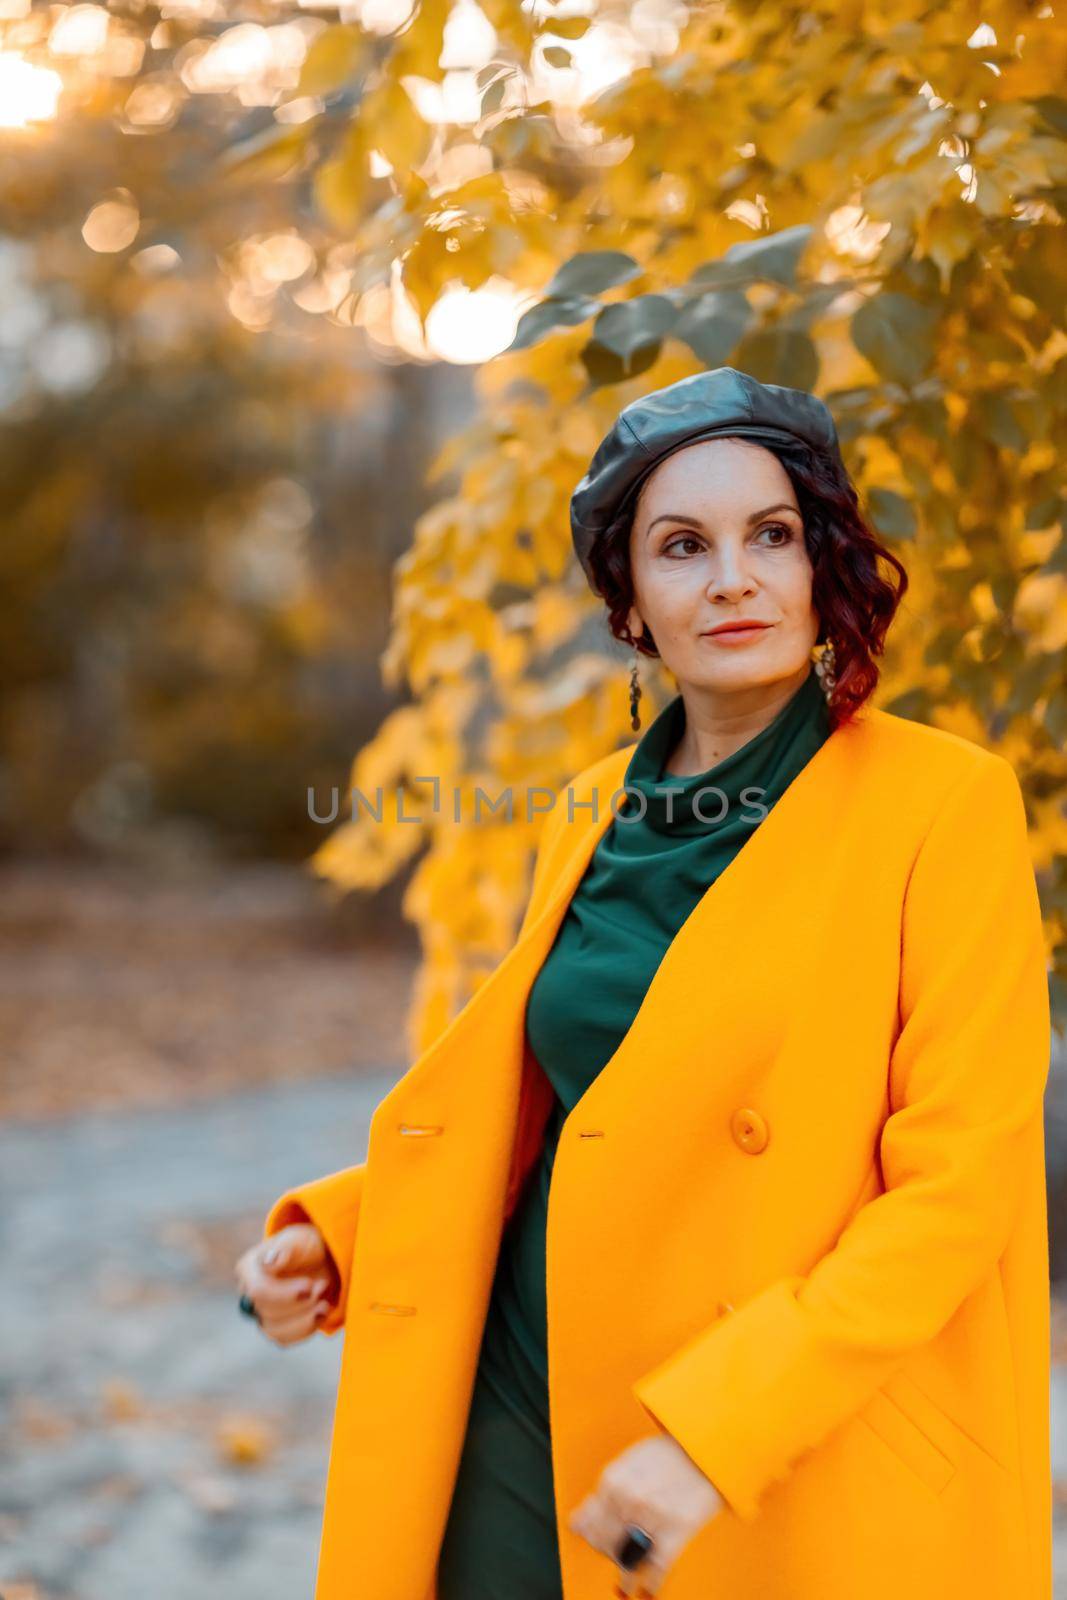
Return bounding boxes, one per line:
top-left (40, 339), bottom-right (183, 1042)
top-left (0, 1), bottom-right (471, 863)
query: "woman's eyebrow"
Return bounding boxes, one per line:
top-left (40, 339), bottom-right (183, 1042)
top-left (646, 502), bottom-right (799, 534)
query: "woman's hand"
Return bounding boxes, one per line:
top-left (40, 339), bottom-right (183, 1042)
top-left (568, 1432), bottom-right (725, 1596)
top-left (234, 1222), bottom-right (341, 1347)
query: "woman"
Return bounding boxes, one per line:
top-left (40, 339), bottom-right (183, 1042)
top-left (235, 367), bottom-right (1052, 1600)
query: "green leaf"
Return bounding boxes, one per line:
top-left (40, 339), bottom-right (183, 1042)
top-left (990, 572), bottom-right (1017, 611)
top-left (923, 625), bottom-right (961, 667)
top-left (883, 687), bottom-right (935, 722)
top-left (850, 292), bottom-right (940, 387)
top-left (1005, 652), bottom-right (1060, 719)
top-left (1041, 527), bottom-right (1067, 575)
top-left (732, 327), bottom-right (819, 390)
top-left (1030, 95), bottom-right (1067, 137)
top-left (974, 393), bottom-right (1027, 454)
top-left (905, 395), bottom-right (950, 446)
top-left (1010, 230), bottom-right (1067, 320)
top-left (776, 282), bottom-right (852, 334)
top-left (545, 251), bottom-right (642, 298)
top-left (580, 336), bottom-right (661, 387)
top-left (867, 487), bottom-right (917, 541)
top-left (688, 224), bottom-right (813, 290)
top-left (505, 294), bottom-right (599, 352)
top-left (590, 294), bottom-right (677, 361)
top-left (674, 289), bottom-right (753, 366)
top-left (897, 256), bottom-right (943, 300)
top-left (1044, 690), bottom-right (1067, 746)
top-left (1025, 496), bottom-right (1063, 530)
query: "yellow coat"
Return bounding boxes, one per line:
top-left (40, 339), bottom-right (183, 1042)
top-left (263, 702), bottom-right (1052, 1599)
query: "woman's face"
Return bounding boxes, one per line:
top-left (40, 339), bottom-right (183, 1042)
top-left (626, 437), bottom-right (820, 697)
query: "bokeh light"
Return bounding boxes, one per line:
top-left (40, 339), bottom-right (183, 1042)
top-left (0, 51), bottom-right (63, 125)
top-left (424, 279), bottom-right (534, 364)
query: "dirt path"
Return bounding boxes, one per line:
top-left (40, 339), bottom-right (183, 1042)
top-left (0, 859), bottom-right (419, 1121)
top-left (1, 1072), bottom-right (394, 1600)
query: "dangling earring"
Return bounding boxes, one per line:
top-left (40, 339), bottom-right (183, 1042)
top-left (629, 640), bottom-right (642, 732)
top-left (813, 637), bottom-right (836, 703)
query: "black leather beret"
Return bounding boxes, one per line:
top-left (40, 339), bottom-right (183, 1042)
top-left (569, 366), bottom-right (845, 592)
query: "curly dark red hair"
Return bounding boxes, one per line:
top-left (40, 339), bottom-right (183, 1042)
top-left (585, 436), bottom-right (909, 729)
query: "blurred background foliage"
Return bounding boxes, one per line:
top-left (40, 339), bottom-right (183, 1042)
top-left (0, 1), bottom-right (485, 885)
top-left (1, 0), bottom-right (1065, 1059)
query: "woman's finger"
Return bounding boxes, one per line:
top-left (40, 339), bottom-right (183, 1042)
top-left (260, 1298), bottom-right (332, 1346)
top-left (257, 1223), bottom-right (328, 1276)
top-left (238, 1260), bottom-right (331, 1312)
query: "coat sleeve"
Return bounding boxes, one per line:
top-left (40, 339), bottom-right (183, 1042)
top-left (630, 751), bottom-right (1051, 1520)
top-left (257, 780), bottom-right (579, 1335)
top-left (261, 1165), bottom-right (367, 1336)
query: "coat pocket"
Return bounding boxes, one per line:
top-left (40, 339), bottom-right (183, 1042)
top-left (857, 1372), bottom-right (957, 1495)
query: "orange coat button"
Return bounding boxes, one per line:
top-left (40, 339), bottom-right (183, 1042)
top-left (730, 1107), bottom-right (769, 1154)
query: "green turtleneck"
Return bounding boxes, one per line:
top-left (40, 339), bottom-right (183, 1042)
top-left (436, 665), bottom-right (833, 1600)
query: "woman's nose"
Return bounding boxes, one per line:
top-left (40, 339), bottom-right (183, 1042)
top-left (706, 562), bottom-right (756, 597)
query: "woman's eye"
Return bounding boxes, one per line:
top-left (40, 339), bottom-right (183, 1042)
top-left (663, 534), bottom-right (703, 557)
top-left (663, 525), bottom-right (795, 558)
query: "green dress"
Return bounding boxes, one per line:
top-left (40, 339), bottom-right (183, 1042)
top-left (436, 668), bottom-right (832, 1600)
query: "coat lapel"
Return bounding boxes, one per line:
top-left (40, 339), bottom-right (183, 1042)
top-left (552, 704), bottom-right (871, 1129)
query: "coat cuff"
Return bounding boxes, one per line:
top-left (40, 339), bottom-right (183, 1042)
top-left (263, 1164), bottom-right (366, 1337)
top-left (632, 1277), bottom-right (822, 1521)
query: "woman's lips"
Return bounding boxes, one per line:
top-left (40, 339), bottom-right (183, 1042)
top-left (701, 623), bottom-right (771, 643)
